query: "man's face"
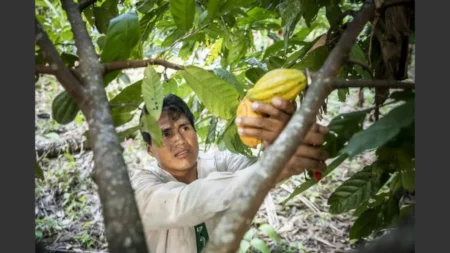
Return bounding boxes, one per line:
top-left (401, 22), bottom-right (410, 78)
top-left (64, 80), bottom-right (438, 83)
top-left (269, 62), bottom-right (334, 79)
top-left (147, 111), bottom-right (199, 175)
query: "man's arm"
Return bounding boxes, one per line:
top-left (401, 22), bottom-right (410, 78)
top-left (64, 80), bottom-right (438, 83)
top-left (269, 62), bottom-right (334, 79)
top-left (131, 165), bottom-right (258, 230)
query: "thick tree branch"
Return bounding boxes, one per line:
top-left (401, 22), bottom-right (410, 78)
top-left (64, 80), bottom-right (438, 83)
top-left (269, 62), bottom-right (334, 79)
top-left (330, 79), bottom-right (414, 89)
top-left (60, 1), bottom-right (148, 253)
top-left (78, 0), bottom-right (97, 11)
top-left (204, 1), bottom-right (377, 253)
top-left (35, 19), bottom-right (84, 103)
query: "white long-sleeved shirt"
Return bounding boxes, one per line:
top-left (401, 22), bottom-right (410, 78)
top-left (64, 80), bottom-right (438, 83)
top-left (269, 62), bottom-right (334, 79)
top-left (130, 150), bottom-right (260, 253)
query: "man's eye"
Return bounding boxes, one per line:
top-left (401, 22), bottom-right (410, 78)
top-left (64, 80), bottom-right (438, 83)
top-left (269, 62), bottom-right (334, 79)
top-left (163, 131), bottom-right (171, 137)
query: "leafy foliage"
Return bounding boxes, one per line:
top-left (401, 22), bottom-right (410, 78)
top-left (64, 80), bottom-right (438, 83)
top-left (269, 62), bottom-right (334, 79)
top-left (36, 0), bottom-right (415, 248)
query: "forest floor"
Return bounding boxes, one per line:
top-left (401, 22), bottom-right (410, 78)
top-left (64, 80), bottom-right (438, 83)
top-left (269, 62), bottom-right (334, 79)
top-left (35, 73), bottom-right (381, 253)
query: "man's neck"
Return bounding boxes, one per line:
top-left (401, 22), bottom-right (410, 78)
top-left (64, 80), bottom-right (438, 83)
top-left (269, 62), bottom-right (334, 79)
top-left (165, 165), bottom-right (198, 184)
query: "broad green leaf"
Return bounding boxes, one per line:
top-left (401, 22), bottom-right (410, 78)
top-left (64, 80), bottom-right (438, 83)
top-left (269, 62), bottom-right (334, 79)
top-left (94, 0), bottom-right (119, 34)
top-left (263, 40), bottom-right (305, 59)
top-left (207, 0), bottom-right (222, 19)
top-left (179, 40), bottom-right (197, 60)
top-left (205, 116), bottom-right (218, 144)
top-left (238, 7), bottom-right (278, 25)
top-left (259, 224), bottom-right (281, 243)
top-left (212, 68), bottom-right (245, 97)
top-left (394, 149), bottom-right (415, 192)
top-left (389, 90), bottom-right (415, 102)
top-left (52, 91), bottom-right (79, 124)
top-left (110, 79), bottom-right (143, 113)
top-left (60, 53), bottom-right (78, 68)
top-left (139, 3), bottom-right (169, 42)
top-left (118, 72), bottom-right (131, 84)
top-left (174, 82), bottom-right (194, 99)
top-left (225, 30), bottom-right (247, 65)
top-left (82, 5), bottom-right (95, 27)
top-left (140, 114), bottom-right (164, 147)
top-left (350, 43), bottom-right (371, 80)
top-left (301, 0), bottom-right (320, 27)
top-left (112, 111), bottom-right (134, 126)
top-left (353, 191), bottom-right (389, 217)
top-left (245, 68), bottom-right (266, 84)
top-left (142, 66), bottom-right (163, 121)
top-left (217, 120), bottom-right (252, 156)
top-left (170, 0), bottom-right (195, 31)
top-left (137, 0), bottom-right (158, 13)
top-left (292, 45), bottom-right (330, 71)
top-left (328, 164), bottom-right (382, 214)
top-left (239, 240), bottom-right (251, 253)
top-left (350, 206), bottom-right (381, 239)
top-left (342, 100), bottom-right (415, 158)
top-left (326, 4), bottom-right (342, 29)
top-left (118, 125), bottom-right (141, 141)
top-left (101, 12), bottom-right (140, 62)
top-left (377, 195), bottom-right (400, 230)
top-left (35, 162), bottom-right (44, 180)
top-left (323, 110), bottom-right (368, 158)
top-left (282, 154), bottom-right (348, 205)
top-left (250, 238), bottom-right (270, 253)
top-left (266, 56), bottom-right (285, 70)
top-left (163, 79), bottom-right (178, 95)
top-left (181, 66), bottom-right (240, 119)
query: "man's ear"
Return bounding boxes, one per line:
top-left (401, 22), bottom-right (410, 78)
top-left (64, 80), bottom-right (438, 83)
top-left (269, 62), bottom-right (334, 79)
top-left (147, 144), bottom-right (154, 157)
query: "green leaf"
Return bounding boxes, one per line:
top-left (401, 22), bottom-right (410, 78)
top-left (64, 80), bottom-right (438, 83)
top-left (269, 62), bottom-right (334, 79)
top-left (250, 238), bottom-right (270, 253)
top-left (259, 224), bottom-right (281, 243)
top-left (137, 0), bottom-right (158, 13)
top-left (142, 66), bottom-right (163, 121)
top-left (389, 90), bottom-right (415, 102)
top-left (225, 30), bottom-right (247, 65)
top-left (324, 110), bottom-right (368, 158)
top-left (212, 68), bottom-right (245, 97)
top-left (205, 116), bottom-right (218, 144)
top-left (282, 154), bottom-right (348, 205)
top-left (110, 79), bottom-right (143, 114)
top-left (101, 12), bottom-right (140, 62)
top-left (118, 125), bottom-right (141, 141)
top-left (140, 113), bottom-right (164, 147)
top-left (118, 72), bottom-right (131, 84)
top-left (342, 100), bottom-right (415, 158)
top-left (52, 91), bottom-right (80, 125)
top-left (245, 68), bottom-right (266, 84)
top-left (292, 46), bottom-right (330, 71)
top-left (112, 111), bottom-right (134, 126)
top-left (60, 53), bottom-right (78, 68)
top-left (35, 162), bottom-right (44, 180)
top-left (82, 5), bottom-right (95, 27)
top-left (328, 164), bottom-right (382, 214)
top-left (207, 0), bottom-right (222, 19)
top-left (217, 120), bottom-right (252, 156)
top-left (170, 0), bottom-right (195, 31)
top-left (238, 7), bottom-right (278, 25)
top-left (353, 191), bottom-right (389, 217)
top-left (163, 79), bottom-right (178, 95)
top-left (139, 3), bottom-right (169, 42)
top-left (94, 0), bottom-right (119, 34)
top-left (239, 240), bottom-right (251, 253)
top-left (394, 149), bottom-right (415, 192)
top-left (326, 4), bottom-right (342, 29)
top-left (350, 206), bottom-right (381, 239)
top-left (301, 0), bottom-right (320, 27)
top-left (181, 66), bottom-right (240, 119)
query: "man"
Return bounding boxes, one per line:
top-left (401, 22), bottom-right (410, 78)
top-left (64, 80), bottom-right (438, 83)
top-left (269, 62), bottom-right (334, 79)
top-left (130, 94), bottom-right (329, 253)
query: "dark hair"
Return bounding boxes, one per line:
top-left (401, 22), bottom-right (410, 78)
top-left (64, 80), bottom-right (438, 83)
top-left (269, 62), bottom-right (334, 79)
top-left (140, 94), bottom-right (195, 145)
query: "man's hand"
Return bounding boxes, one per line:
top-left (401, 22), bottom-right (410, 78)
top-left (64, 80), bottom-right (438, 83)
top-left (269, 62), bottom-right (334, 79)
top-left (236, 97), bottom-right (329, 182)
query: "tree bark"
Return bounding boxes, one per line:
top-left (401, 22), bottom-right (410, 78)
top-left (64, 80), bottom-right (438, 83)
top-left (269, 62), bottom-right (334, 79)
top-left (204, 1), bottom-right (377, 252)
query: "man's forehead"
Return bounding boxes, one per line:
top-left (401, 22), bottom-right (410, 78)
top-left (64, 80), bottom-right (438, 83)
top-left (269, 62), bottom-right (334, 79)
top-left (158, 111), bottom-right (189, 127)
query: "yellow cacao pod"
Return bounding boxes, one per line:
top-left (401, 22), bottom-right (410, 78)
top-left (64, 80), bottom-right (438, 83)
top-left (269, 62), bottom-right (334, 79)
top-left (236, 97), bottom-right (263, 148)
top-left (246, 68), bottom-right (307, 103)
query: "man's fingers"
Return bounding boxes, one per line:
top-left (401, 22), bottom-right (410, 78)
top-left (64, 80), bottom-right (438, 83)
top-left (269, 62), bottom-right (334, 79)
top-left (237, 126), bottom-right (277, 143)
top-left (287, 157), bottom-right (327, 173)
top-left (251, 101), bottom-right (291, 121)
top-left (271, 97), bottom-right (296, 115)
top-left (235, 116), bottom-right (279, 130)
top-left (304, 131), bottom-right (326, 146)
top-left (295, 145), bottom-right (329, 161)
top-left (310, 123), bottom-right (329, 134)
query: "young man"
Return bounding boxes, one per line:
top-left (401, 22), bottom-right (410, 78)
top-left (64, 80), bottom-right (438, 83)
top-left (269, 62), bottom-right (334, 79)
top-left (130, 94), bottom-right (329, 253)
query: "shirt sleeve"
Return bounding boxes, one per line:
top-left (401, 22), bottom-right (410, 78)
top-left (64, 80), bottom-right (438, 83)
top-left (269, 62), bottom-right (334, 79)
top-left (130, 163), bottom-right (260, 230)
top-left (214, 150), bottom-right (262, 173)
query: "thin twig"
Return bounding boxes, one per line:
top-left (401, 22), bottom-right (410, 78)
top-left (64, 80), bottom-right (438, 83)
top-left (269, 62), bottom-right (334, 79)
top-left (104, 59), bottom-right (185, 72)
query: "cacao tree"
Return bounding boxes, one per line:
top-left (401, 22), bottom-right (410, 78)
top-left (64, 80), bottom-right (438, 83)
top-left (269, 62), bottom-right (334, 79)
top-left (35, 0), bottom-right (415, 252)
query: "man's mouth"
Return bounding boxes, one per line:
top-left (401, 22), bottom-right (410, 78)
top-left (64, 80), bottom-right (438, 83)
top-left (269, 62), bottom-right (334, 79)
top-left (175, 150), bottom-right (189, 158)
